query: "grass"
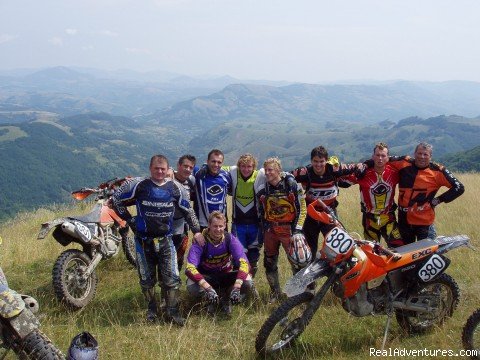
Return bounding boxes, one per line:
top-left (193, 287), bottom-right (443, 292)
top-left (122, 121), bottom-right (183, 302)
top-left (0, 173), bottom-right (479, 359)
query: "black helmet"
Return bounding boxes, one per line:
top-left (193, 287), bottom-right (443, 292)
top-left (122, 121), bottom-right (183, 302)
top-left (67, 332), bottom-right (98, 360)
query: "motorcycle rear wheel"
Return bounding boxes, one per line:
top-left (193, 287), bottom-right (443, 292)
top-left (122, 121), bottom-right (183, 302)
top-left (121, 229), bottom-right (136, 267)
top-left (395, 273), bottom-right (459, 334)
top-left (17, 330), bottom-right (64, 360)
top-left (52, 249), bottom-right (98, 310)
top-left (255, 292), bottom-right (314, 355)
top-left (462, 308), bottom-right (480, 360)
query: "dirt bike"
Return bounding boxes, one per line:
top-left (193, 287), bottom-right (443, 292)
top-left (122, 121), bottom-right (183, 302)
top-left (255, 199), bottom-right (471, 355)
top-left (0, 266), bottom-right (64, 359)
top-left (37, 177), bottom-right (136, 310)
top-left (463, 308), bottom-right (480, 359)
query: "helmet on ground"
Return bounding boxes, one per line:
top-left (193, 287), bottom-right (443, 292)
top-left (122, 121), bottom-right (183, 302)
top-left (287, 233), bottom-right (312, 267)
top-left (67, 332), bottom-right (98, 360)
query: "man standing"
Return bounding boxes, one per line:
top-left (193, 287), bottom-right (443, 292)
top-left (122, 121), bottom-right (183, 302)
top-left (170, 154), bottom-right (196, 271)
top-left (112, 154), bottom-right (200, 326)
top-left (228, 154), bottom-right (265, 277)
top-left (387, 142), bottom-right (464, 243)
top-left (185, 211), bottom-right (254, 315)
top-left (257, 157), bottom-right (310, 302)
top-left (194, 149), bottom-right (232, 230)
top-left (342, 142), bottom-right (403, 247)
top-left (291, 146), bottom-right (356, 257)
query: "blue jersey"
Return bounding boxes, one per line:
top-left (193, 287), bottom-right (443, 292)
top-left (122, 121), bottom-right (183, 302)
top-left (193, 168), bottom-right (232, 227)
top-left (112, 177), bottom-right (200, 237)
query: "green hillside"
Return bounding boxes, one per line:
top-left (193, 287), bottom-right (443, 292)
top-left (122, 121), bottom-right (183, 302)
top-left (0, 112), bottom-right (175, 220)
top-left (439, 145), bottom-right (480, 172)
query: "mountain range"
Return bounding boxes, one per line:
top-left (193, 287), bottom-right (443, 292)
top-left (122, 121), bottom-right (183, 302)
top-left (0, 66), bottom-right (480, 220)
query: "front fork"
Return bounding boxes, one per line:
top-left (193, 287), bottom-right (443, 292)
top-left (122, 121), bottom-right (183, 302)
top-left (300, 267), bottom-right (341, 328)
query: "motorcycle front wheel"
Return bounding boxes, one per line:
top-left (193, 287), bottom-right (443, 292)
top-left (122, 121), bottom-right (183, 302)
top-left (395, 273), bottom-right (460, 334)
top-left (17, 330), bottom-right (64, 360)
top-left (255, 292), bottom-right (314, 356)
top-left (52, 249), bottom-right (98, 310)
top-left (462, 308), bottom-right (480, 360)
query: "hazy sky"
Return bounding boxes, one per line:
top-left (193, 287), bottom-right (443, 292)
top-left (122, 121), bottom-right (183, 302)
top-left (1, 0), bottom-right (479, 82)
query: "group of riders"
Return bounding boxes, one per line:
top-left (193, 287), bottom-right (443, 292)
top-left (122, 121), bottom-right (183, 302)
top-left (110, 142), bottom-right (465, 326)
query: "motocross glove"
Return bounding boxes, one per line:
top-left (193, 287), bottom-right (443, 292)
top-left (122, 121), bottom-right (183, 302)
top-left (230, 287), bottom-right (241, 305)
top-left (291, 231), bottom-right (306, 243)
top-left (205, 287), bottom-right (219, 305)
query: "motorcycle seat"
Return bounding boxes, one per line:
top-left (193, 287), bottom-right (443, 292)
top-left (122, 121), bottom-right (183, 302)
top-left (393, 238), bottom-right (437, 255)
top-left (69, 203), bottom-right (102, 224)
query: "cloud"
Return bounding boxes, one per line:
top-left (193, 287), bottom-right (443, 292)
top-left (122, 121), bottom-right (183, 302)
top-left (125, 47), bottom-right (151, 55)
top-left (82, 45), bottom-right (94, 51)
top-left (99, 30), bottom-right (119, 37)
top-left (0, 34), bottom-right (16, 44)
top-left (48, 37), bottom-right (63, 46)
top-left (65, 28), bottom-right (78, 35)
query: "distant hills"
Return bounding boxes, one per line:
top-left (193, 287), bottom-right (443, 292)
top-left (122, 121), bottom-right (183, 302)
top-left (0, 67), bottom-right (480, 220)
top-left (148, 81), bottom-right (480, 130)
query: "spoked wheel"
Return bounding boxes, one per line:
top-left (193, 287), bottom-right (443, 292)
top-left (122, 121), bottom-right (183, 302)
top-left (462, 308), bottom-right (480, 360)
top-left (255, 292), bottom-right (314, 355)
top-left (396, 273), bottom-right (459, 334)
top-left (52, 249), bottom-right (98, 310)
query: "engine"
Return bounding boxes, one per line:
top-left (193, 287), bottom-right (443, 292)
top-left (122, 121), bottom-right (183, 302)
top-left (341, 282), bottom-right (389, 317)
top-left (103, 229), bottom-right (121, 257)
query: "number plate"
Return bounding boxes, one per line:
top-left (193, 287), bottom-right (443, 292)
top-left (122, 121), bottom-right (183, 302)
top-left (418, 254), bottom-right (446, 282)
top-left (74, 221), bottom-right (92, 241)
top-left (324, 227), bottom-right (354, 255)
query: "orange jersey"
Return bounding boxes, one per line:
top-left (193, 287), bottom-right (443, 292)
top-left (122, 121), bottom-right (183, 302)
top-left (388, 156), bottom-right (464, 225)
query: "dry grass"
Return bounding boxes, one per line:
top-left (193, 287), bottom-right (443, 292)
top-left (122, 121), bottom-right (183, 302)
top-left (0, 173), bottom-right (478, 359)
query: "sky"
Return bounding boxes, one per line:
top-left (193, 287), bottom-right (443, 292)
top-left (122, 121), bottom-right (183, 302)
top-left (1, 0), bottom-right (480, 83)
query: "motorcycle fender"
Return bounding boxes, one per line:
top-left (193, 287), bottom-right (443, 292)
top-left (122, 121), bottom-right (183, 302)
top-left (0, 286), bottom-right (25, 318)
top-left (284, 259), bottom-right (331, 297)
top-left (9, 307), bottom-right (40, 338)
top-left (37, 218), bottom-right (68, 239)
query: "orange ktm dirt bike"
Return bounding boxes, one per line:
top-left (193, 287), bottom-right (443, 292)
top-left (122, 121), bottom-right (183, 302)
top-left (0, 266), bottom-right (64, 359)
top-left (255, 199), bottom-right (471, 355)
top-left (37, 177), bottom-right (136, 310)
top-left (463, 308), bottom-right (480, 360)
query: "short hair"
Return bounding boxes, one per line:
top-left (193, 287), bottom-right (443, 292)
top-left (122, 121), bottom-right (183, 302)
top-left (237, 153), bottom-right (258, 168)
top-left (263, 157), bottom-right (282, 172)
top-left (207, 149), bottom-right (224, 160)
top-left (149, 154), bottom-right (169, 167)
top-left (310, 146), bottom-right (328, 160)
top-left (208, 210), bottom-right (226, 225)
top-left (178, 154), bottom-right (196, 165)
top-left (373, 142), bottom-right (389, 154)
top-left (415, 142), bottom-right (433, 155)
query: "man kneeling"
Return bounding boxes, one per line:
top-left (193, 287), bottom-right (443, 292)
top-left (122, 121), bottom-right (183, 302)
top-left (185, 211), bottom-right (255, 315)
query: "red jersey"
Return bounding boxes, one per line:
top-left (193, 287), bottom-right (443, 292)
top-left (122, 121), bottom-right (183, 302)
top-left (342, 164), bottom-right (399, 215)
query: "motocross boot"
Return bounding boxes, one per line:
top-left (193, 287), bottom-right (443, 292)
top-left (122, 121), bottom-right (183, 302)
top-left (142, 287), bottom-right (158, 322)
top-left (266, 271), bottom-right (283, 304)
top-left (165, 289), bottom-right (186, 327)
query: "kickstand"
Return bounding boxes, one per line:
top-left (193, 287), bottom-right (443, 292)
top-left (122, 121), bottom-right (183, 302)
top-left (381, 312), bottom-right (392, 352)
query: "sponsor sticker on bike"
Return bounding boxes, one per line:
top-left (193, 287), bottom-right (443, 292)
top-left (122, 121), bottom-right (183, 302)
top-left (325, 227), bottom-right (354, 255)
top-left (418, 254), bottom-right (446, 282)
top-left (74, 221), bottom-right (92, 241)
